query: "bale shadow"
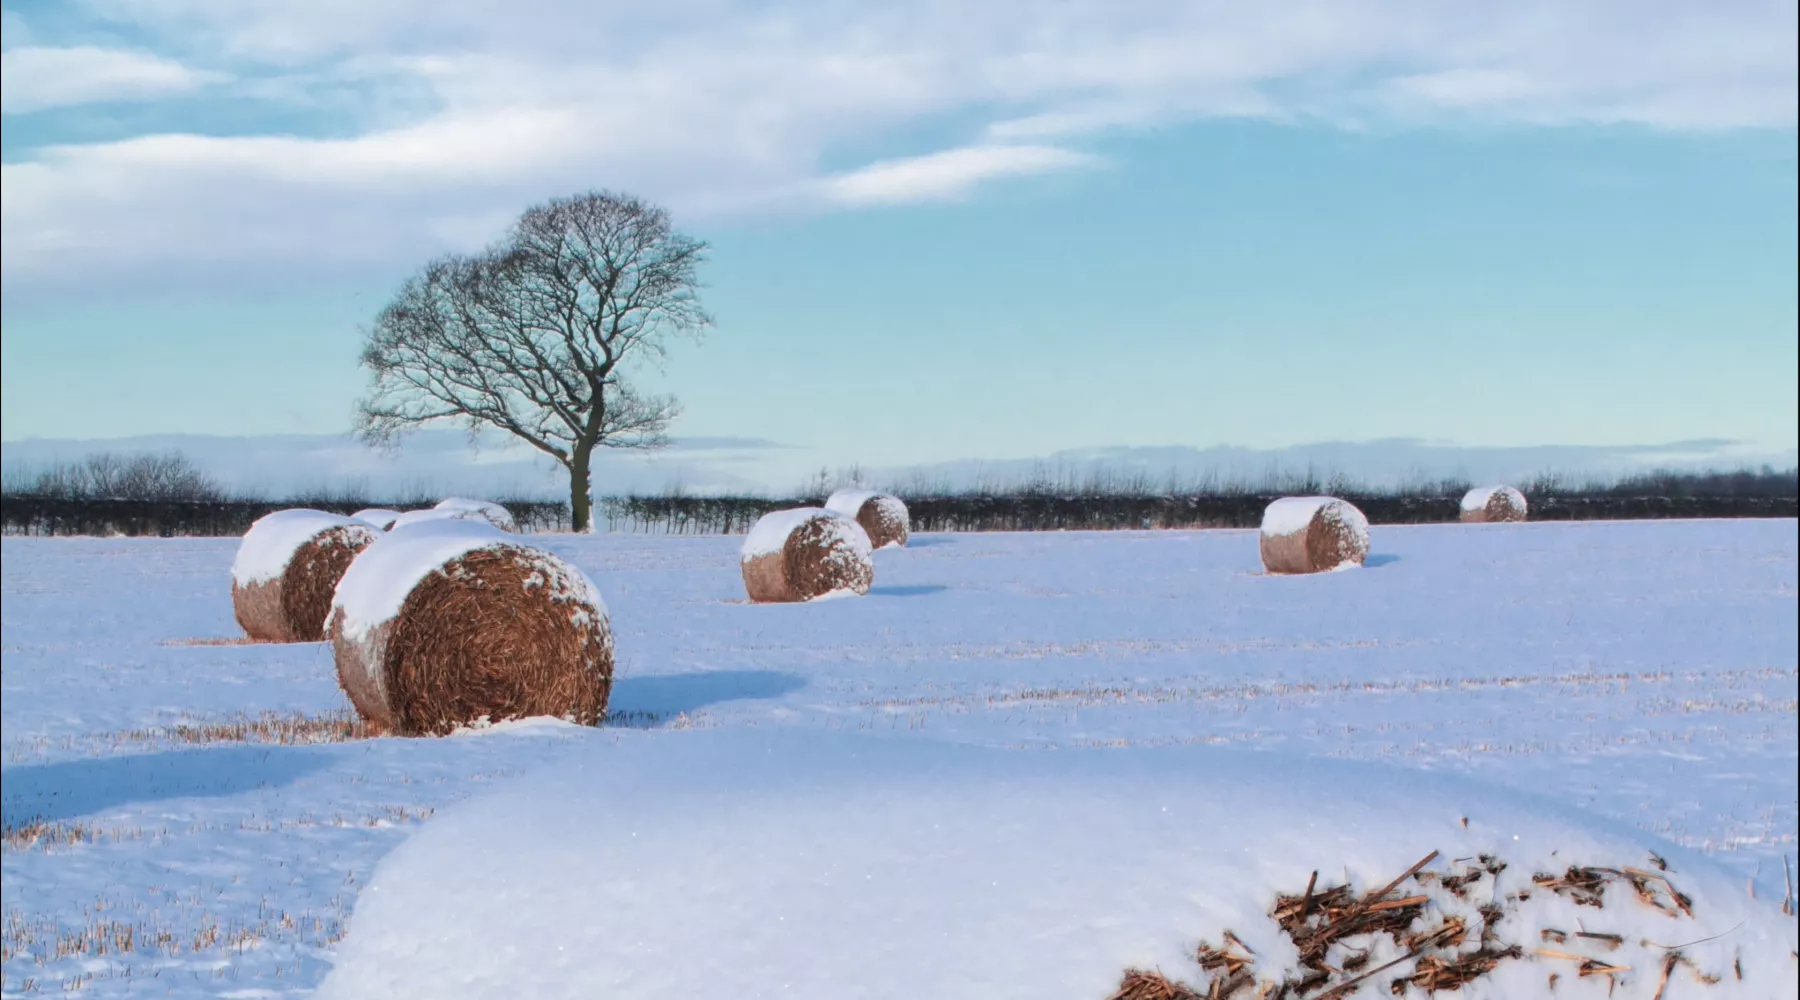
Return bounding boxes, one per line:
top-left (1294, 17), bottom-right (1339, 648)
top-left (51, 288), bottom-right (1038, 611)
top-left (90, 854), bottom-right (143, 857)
top-left (1364, 554), bottom-right (1402, 568)
top-left (869, 584), bottom-right (949, 597)
top-left (1, 745), bottom-right (332, 826)
top-left (900, 536), bottom-right (955, 548)
top-left (608, 670), bottom-right (806, 719)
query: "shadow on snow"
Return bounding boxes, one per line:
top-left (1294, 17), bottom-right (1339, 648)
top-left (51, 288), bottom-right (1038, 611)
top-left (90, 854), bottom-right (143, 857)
top-left (608, 669), bottom-right (806, 720)
top-left (2, 745), bottom-right (332, 826)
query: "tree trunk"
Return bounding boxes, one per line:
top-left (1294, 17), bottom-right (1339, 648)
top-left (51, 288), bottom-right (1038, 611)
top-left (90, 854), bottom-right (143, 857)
top-left (568, 447), bottom-right (595, 533)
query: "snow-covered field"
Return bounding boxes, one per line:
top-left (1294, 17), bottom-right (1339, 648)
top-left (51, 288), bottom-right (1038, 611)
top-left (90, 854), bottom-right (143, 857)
top-left (3, 520), bottom-right (1796, 997)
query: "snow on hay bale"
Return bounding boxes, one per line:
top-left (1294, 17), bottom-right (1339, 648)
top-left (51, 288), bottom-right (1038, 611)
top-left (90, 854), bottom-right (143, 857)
top-left (825, 489), bottom-right (910, 549)
top-left (1259, 496), bottom-right (1370, 575)
top-left (741, 508), bottom-right (874, 603)
top-left (431, 497), bottom-right (518, 532)
top-left (352, 508), bottom-right (404, 530)
top-left (232, 509), bottom-right (380, 642)
top-left (327, 519), bottom-right (611, 736)
top-left (385, 498), bottom-right (517, 533)
top-left (1460, 485), bottom-right (1529, 524)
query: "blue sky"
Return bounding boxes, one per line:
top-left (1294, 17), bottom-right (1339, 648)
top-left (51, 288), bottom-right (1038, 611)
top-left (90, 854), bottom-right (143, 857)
top-left (3, 1), bottom-right (1796, 489)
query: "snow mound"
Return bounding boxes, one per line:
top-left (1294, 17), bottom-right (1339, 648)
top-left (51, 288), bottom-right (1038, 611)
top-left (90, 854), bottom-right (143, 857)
top-left (329, 519), bottom-right (604, 643)
top-left (741, 507), bottom-right (870, 560)
top-left (314, 731), bottom-right (1796, 1000)
top-left (434, 497), bottom-right (517, 532)
top-left (1462, 485), bottom-right (1528, 514)
top-left (230, 509), bottom-right (374, 587)
top-left (352, 508), bottom-right (404, 530)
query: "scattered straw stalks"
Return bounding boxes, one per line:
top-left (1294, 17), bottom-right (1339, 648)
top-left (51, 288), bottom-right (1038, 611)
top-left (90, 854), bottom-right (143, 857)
top-left (121, 708), bottom-right (375, 746)
top-left (1106, 849), bottom-right (1751, 1000)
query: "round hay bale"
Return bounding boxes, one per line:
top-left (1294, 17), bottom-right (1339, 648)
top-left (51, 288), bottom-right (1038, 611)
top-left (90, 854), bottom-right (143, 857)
top-left (825, 489), bottom-right (910, 549)
top-left (1459, 485), bottom-right (1528, 524)
top-left (327, 520), bottom-right (612, 736)
top-left (232, 510), bottom-right (380, 642)
top-left (1258, 496), bottom-right (1370, 575)
top-left (352, 508), bottom-right (404, 530)
top-left (740, 508), bottom-right (875, 603)
top-left (433, 497), bottom-right (518, 532)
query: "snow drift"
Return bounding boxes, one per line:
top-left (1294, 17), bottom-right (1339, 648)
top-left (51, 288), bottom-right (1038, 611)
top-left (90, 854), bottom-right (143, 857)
top-left (314, 730), bottom-right (1798, 1000)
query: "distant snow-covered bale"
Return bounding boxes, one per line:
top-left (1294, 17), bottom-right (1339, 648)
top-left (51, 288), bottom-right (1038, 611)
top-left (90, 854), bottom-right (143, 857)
top-left (432, 497), bottom-right (518, 532)
top-left (741, 508), bottom-right (874, 603)
top-left (232, 509), bottom-right (379, 642)
top-left (825, 489), bottom-right (910, 549)
top-left (1259, 496), bottom-right (1369, 574)
top-left (312, 730), bottom-right (1800, 1000)
top-left (1460, 485), bottom-right (1528, 524)
top-left (386, 498), bottom-right (517, 533)
top-left (352, 508), bottom-right (404, 530)
top-left (327, 519), bottom-right (611, 736)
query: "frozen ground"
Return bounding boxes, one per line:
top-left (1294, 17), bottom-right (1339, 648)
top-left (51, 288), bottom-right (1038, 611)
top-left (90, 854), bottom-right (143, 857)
top-left (2, 519), bottom-right (1796, 996)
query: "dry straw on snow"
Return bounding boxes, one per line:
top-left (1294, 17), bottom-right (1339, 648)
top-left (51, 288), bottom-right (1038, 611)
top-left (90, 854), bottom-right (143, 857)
top-left (741, 508), bottom-right (875, 603)
top-left (1460, 485), bottom-right (1528, 524)
top-left (825, 489), bottom-right (911, 549)
top-left (327, 521), bottom-right (612, 736)
top-left (231, 510), bottom-right (379, 642)
top-left (1259, 497), bottom-right (1370, 575)
top-left (1107, 850), bottom-right (1749, 1000)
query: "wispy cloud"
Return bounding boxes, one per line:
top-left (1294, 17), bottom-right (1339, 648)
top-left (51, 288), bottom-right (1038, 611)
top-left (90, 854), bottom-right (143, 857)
top-left (0, 46), bottom-right (226, 114)
top-left (1, 1), bottom-right (1793, 298)
top-left (821, 145), bottom-right (1103, 206)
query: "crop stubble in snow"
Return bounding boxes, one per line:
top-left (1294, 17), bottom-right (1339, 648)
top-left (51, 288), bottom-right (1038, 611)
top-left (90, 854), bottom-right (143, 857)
top-left (1, 520), bottom-right (1796, 996)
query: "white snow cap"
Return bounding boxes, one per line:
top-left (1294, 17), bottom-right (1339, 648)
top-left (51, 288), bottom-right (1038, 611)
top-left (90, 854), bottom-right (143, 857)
top-left (1260, 496), bottom-right (1367, 539)
top-left (329, 519), bottom-right (606, 644)
top-left (741, 507), bottom-right (871, 560)
top-left (231, 509), bottom-right (376, 588)
top-left (824, 489), bottom-right (882, 517)
top-left (352, 508), bottom-right (403, 530)
top-left (432, 497), bottom-right (518, 532)
top-left (1461, 485), bottom-right (1528, 513)
top-left (315, 730), bottom-right (1800, 1000)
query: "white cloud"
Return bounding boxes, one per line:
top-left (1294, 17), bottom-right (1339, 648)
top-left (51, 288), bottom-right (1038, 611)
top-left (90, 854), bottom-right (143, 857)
top-left (1, 1), bottom-right (1794, 297)
top-left (0, 45), bottom-right (224, 114)
top-left (821, 145), bottom-right (1103, 206)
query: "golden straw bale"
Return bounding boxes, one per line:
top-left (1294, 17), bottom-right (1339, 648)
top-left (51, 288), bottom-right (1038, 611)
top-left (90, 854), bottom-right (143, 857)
top-left (741, 508), bottom-right (875, 603)
top-left (231, 510), bottom-right (379, 642)
top-left (1258, 496), bottom-right (1370, 575)
top-left (328, 522), bottom-right (611, 736)
top-left (1459, 485), bottom-right (1528, 523)
top-left (825, 489), bottom-right (911, 549)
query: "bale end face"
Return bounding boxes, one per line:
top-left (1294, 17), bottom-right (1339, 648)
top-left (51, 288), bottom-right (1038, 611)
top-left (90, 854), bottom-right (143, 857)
top-left (853, 495), bottom-right (910, 549)
top-left (330, 545), bottom-right (613, 737)
top-left (234, 523), bottom-right (377, 642)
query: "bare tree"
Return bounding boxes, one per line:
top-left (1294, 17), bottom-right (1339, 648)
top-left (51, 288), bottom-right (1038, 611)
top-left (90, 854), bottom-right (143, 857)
top-left (5, 451), bottom-right (225, 501)
top-left (356, 191), bottom-right (712, 531)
